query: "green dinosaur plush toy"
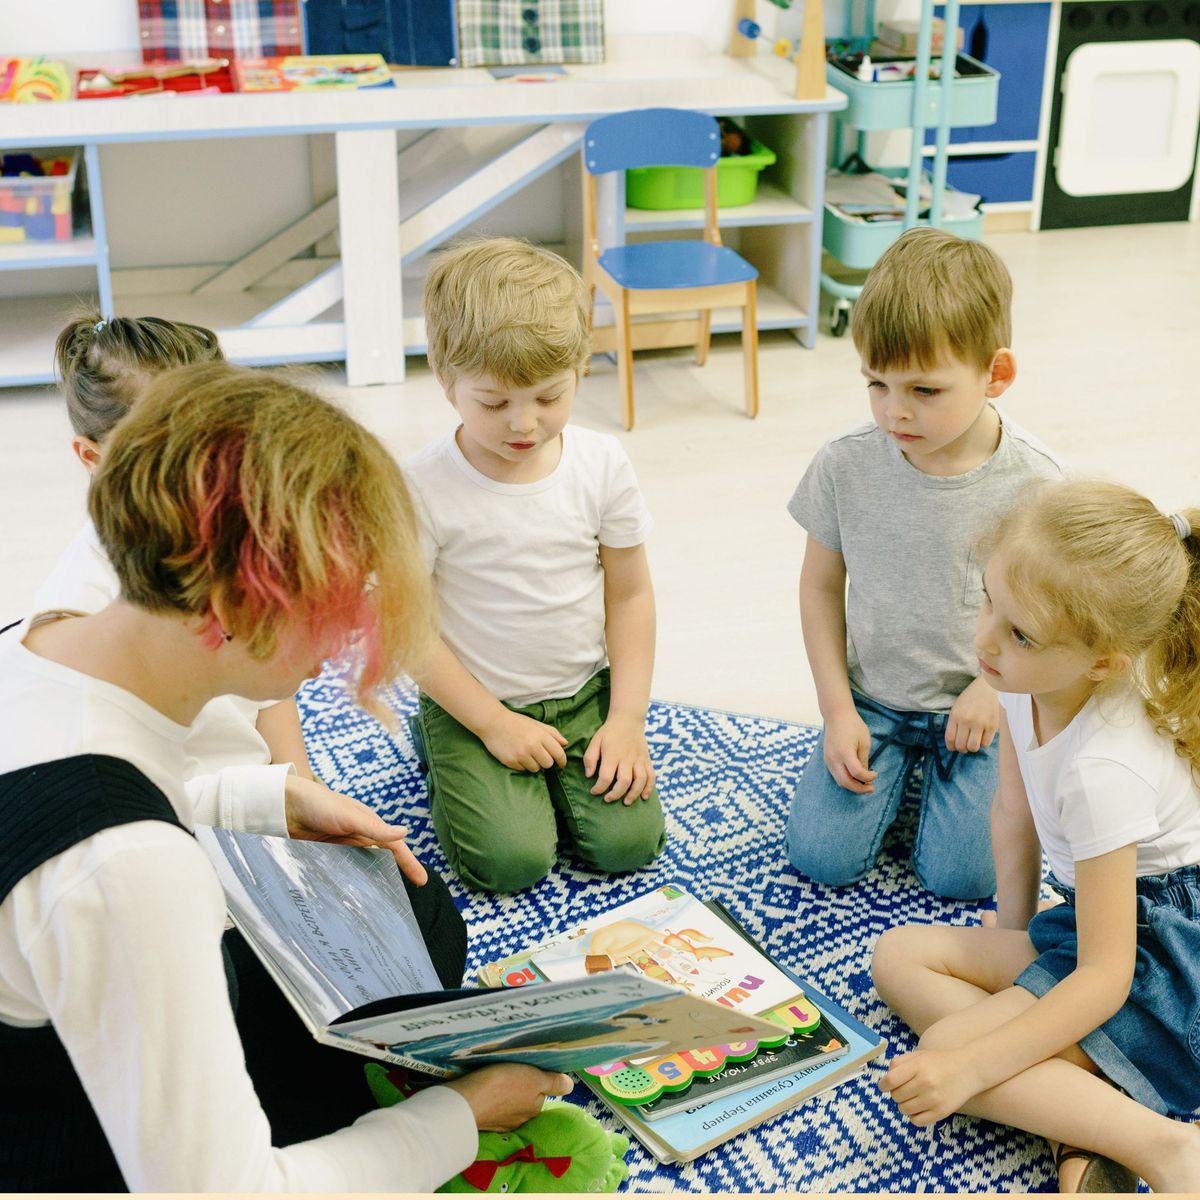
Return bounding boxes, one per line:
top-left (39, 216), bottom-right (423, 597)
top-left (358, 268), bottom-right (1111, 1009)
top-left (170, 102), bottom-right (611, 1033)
top-left (365, 1063), bottom-right (631, 1193)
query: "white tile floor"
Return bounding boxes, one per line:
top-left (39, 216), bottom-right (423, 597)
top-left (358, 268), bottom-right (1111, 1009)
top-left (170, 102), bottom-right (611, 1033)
top-left (3, 220), bottom-right (1198, 725)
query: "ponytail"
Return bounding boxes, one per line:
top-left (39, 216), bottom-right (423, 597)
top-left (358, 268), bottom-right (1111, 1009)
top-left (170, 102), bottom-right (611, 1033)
top-left (1143, 507), bottom-right (1200, 778)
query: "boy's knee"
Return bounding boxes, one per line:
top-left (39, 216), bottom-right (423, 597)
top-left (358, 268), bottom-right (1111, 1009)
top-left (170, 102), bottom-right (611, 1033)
top-left (785, 826), bottom-right (872, 887)
top-left (456, 840), bottom-right (558, 894)
top-left (915, 855), bottom-right (995, 901)
top-left (578, 813), bottom-right (665, 875)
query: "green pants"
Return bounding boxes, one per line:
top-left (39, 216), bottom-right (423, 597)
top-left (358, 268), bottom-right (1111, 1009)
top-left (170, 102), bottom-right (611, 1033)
top-left (416, 670), bottom-right (666, 894)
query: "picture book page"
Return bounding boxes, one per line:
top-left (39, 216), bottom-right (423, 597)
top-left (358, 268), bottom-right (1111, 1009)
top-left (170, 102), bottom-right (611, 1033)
top-left (531, 884), bottom-right (802, 1013)
top-left (329, 972), bottom-right (786, 1074)
top-left (197, 827), bottom-right (442, 1028)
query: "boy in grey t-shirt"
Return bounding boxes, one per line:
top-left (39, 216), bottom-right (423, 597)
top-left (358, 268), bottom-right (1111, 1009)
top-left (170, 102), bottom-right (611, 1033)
top-left (786, 229), bottom-right (1064, 899)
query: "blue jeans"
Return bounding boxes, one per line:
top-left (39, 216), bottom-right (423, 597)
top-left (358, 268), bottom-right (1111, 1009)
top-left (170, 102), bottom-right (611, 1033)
top-left (785, 692), bottom-right (997, 899)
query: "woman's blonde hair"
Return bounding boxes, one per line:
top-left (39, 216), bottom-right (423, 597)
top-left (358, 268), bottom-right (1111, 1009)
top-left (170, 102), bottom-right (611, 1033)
top-left (89, 362), bottom-right (434, 713)
top-left (55, 306), bottom-right (224, 440)
top-left (423, 236), bottom-right (590, 389)
top-left (853, 227), bottom-right (1012, 373)
top-left (985, 479), bottom-right (1200, 775)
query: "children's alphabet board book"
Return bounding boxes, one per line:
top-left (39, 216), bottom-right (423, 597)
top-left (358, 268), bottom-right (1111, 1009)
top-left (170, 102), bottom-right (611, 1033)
top-left (478, 885), bottom-right (885, 1159)
top-left (197, 829), bottom-right (785, 1078)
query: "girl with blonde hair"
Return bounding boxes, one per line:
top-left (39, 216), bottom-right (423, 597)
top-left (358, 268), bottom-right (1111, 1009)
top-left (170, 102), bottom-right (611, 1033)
top-left (0, 363), bottom-right (569, 1192)
top-left (872, 479), bottom-right (1200, 1192)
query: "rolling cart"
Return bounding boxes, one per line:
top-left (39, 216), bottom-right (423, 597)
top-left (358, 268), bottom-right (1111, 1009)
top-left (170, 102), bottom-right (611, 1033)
top-left (820, 0), bottom-right (999, 336)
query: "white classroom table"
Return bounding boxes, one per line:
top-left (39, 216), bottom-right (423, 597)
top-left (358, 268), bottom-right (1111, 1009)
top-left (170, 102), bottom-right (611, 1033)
top-left (0, 37), bottom-right (847, 387)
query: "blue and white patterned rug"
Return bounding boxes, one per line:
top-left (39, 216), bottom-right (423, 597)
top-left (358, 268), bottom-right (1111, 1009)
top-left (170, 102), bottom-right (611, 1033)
top-left (297, 671), bottom-right (1058, 1193)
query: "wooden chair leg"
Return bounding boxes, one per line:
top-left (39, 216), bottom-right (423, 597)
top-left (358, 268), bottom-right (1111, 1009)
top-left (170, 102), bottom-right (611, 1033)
top-left (695, 309), bottom-right (712, 367)
top-left (742, 284), bottom-right (759, 419)
top-left (616, 290), bottom-right (635, 430)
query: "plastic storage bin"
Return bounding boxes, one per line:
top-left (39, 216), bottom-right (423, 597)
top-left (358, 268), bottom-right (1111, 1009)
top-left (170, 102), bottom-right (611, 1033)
top-left (0, 148), bottom-right (79, 243)
top-left (626, 129), bottom-right (777, 210)
top-left (826, 51), bottom-right (998, 131)
top-left (823, 168), bottom-right (984, 270)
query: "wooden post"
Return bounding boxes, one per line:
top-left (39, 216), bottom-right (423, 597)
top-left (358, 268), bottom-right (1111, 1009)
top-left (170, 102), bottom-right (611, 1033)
top-left (729, 0), bottom-right (758, 57)
top-left (793, 0), bottom-right (826, 100)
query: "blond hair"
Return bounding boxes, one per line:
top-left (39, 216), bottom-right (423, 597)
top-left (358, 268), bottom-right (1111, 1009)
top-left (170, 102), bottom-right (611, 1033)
top-left (55, 306), bottom-right (223, 440)
top-left (853, 227), bottom-right (1013, 373)
top-left (89, 362), bottom-right (434, 713)
top-left (985, 480), bottom-right (1200, 776)
top-left (423, 236), bottom-right (590, 389)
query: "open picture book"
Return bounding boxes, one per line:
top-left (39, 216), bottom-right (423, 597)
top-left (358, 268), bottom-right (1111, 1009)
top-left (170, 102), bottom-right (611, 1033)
top-left (478, 883), bottom-right (887, 1163)
top-left (195, 828), bottom-right (787, 1079)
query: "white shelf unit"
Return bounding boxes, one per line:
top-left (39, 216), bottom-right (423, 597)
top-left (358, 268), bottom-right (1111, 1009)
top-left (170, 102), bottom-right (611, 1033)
top-left (0, 39), bottom-right (845, 388)
top-left (0, 144), bottom-right (113, 384)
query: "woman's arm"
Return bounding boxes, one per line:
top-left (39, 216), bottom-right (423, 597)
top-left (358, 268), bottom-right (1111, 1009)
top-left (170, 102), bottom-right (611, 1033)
top-left (24, 827), bottom-right (478, 1192)
top-left (991, 711), bottom-right (1042, 930)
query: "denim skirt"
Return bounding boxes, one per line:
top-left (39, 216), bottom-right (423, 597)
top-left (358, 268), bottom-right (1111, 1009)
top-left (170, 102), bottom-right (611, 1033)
top-left (1014, 864), bottom-right (1200, 1116)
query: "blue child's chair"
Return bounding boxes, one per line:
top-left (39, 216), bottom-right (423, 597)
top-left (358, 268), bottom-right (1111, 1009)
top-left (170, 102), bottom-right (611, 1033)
top-left (581, 107), bottom-right (760, 431)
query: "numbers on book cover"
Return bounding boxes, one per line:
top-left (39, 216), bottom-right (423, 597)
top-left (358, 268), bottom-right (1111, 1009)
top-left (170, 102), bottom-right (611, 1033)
top-left (584, 994), bottom-right (823, 1106)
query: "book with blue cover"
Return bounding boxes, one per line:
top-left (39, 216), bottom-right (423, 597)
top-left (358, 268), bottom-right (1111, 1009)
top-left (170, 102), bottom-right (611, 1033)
top-left (479, 887), bottom-right (886, 1162)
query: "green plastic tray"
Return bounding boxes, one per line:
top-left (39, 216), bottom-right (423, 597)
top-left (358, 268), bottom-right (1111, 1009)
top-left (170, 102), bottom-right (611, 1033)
top-left (626, 133), bottom-right (777, 210)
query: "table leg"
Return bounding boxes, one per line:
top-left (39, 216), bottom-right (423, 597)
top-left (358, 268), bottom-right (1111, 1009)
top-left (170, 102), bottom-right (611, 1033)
top-left (335, 128), bottom-right (404, 386)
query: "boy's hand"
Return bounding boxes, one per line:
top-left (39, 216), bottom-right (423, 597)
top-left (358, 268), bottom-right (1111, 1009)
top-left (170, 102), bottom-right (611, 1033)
top-left (583, 715), bottom-right (656, 804)
top-left (823, 708), bottom-right (877, 794)
top-left (481, 710), bottom-right (568, 773)
top-left (284, 775), bottom-right (427, 885)
top-left (444, 1064), bottom-right (573, 1132)
top-left (879, 1047), bottom-right (980, 1126)
top-left (946, 676), bottom-right (1000, 753)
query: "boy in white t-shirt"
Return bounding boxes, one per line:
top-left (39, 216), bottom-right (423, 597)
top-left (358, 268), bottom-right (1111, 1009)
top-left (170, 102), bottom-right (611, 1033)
top-left (405, 238), bottom-right (666, 893)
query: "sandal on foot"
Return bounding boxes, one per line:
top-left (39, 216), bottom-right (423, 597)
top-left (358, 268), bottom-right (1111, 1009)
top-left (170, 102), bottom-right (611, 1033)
top-left (1054, 1144), bottom-right (1139, 1193)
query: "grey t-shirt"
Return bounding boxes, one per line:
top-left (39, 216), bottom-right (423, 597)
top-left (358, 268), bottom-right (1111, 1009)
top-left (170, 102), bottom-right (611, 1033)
top-left (788, 411), bottom-right (1065, 713)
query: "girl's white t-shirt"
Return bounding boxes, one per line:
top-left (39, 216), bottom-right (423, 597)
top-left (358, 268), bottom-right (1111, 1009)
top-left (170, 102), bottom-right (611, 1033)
top-left (404, 426), bottom-right (652, 706)
top-left (999, 689), bottom-right (1200, 887)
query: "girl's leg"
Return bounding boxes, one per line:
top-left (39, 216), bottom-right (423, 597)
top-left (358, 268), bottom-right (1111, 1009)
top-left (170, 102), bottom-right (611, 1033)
top-left (914, 988), bottom-right (1200, 1193)
top-left (871, 922), bottom-right (1039, 1034)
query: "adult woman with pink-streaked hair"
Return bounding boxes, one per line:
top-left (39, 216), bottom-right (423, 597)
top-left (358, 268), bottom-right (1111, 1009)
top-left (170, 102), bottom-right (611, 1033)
top-left (0, 362), bottom-right (570, 1192)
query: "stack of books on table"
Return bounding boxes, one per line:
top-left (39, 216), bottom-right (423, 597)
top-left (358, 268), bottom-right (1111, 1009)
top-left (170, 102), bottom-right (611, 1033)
top-left (479, 883), bottom-right (886, 1164)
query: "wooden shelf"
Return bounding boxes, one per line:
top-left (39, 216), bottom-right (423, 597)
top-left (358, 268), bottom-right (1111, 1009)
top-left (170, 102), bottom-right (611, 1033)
top-left (624, 183), bottom-right (814, 232)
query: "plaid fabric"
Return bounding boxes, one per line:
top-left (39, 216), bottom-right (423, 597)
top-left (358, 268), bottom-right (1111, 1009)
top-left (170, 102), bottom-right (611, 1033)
top-left (139, 0), bottom-right (303, 64)
top-left (456, 0), bottom-right (604, 68)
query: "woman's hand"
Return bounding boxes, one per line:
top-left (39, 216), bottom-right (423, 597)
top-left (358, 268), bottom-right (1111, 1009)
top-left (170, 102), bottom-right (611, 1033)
top-left (284, 775), bottom-right (426, 885)
top-left (444, 1064), bottom-right (573, 1131)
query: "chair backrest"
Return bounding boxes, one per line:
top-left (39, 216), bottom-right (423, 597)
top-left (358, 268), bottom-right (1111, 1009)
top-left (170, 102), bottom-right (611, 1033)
top-left (582, 107), bottom-right (721, 175)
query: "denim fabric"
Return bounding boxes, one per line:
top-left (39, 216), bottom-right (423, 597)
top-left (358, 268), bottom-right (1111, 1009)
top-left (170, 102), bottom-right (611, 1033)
top-left (785, 691), bottom-right (997, 899)
top-left (1016, 865), bottom-right (1200, 1116)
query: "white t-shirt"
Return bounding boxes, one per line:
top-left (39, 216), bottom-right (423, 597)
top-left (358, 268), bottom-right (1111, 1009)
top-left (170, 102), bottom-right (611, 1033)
top-left (0, 617), bottom-right (476, 1193)
top-left (1000, 689), bottom-right (1200, 887)
top-left (34, 520), bottom-right (289, 829)
top-left (404, 427), bottom-right (653, 706)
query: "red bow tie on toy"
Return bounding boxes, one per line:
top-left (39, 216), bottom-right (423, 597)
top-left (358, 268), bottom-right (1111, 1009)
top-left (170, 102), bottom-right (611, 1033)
top-left (460, 1143), bottom-right (572, 1190)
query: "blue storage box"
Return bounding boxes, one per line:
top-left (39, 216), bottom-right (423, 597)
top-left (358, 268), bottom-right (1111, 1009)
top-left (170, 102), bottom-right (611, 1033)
top-left (826, 50), bottom-right (999, 131)
top-left (823, 167), bottom-right (983, 270)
